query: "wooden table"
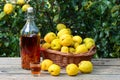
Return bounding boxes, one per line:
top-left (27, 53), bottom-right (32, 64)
top-left (0, 58), bottom-right (120, 80)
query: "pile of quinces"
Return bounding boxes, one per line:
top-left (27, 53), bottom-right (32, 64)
top-left (42, 23), bottom-right (95, 54)
top-left (41, 59), bottom-right (93, 76)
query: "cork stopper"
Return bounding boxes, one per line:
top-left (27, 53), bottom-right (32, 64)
top-left (27, 7), bottom-right (33, 13)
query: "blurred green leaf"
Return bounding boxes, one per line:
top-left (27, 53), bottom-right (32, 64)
top-left (0, 12), bottom-right (6, 20)
top-left (4, 42), bottom-right (9, 47)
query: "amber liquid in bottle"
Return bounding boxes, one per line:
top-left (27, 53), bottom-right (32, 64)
top-left (20, 35), bottom-right (40, 70)
top-left (20, 7), bottom-right (40, 70)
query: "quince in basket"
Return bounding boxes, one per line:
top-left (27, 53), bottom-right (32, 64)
top-left (61, 46), bottom-right (69, 53)
top-left (56, 23), bottom-right (66, 31)
top-left (75, 44), bottom-right (88, 54)
top-left (69, 47), bottom-right (75, 53)
top-left (51, 39), bottom-right (61, 50)
top-left (57, 28), bottom-right (71, 37)
top-left (84, 38), bottom-right (95, 49)
top-left (42, 23), bottom-right (95, 54)
top-left (83, 38), bottom-right (95, 44)
top-left (41, 42), bottom-right (51, 49)
top-left (44, 32), bottom-right (57, 43)
top-left (73, 42), bottom-right (79, 48)
top-left (73, 35), bottom-right (82, 44)
top-left (60, 34), bottom-right (73, 46)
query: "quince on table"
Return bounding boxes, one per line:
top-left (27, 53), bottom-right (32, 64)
top-left (48, 64), bottom-right (61, 76)
top-left (41, 59), bottom-right (53, 71)
top-left (66, 63), bottom-right (79, 76)
top-left (78, 61), bottom-right (93, 73)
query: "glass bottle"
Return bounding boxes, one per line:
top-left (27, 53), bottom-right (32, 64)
top-left (20, 7), bottom-right (40, 70)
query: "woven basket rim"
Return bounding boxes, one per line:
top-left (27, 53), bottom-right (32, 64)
top-left (42, 46), bottom-right (96, 57)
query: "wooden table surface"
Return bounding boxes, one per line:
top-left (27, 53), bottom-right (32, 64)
top-left (0, 58), bottom-right (120, 80)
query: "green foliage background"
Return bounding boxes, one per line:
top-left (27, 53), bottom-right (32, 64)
top-left (0, 0), bottom-right (120, 58)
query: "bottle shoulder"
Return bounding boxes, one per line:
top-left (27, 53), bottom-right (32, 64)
top-left (21, 7), bottom-right (39, 36)
top-left (21, 21), bottom-right (39, 36)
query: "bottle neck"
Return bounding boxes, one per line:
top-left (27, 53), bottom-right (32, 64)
top-left (26, 10), bottom-right (35, 20)
top-left (25, 18), bottom-right (36, 28)
top-left (26, 18), bottom-right (35, 23)
top-left (26, 11), bottom-right (35, 23)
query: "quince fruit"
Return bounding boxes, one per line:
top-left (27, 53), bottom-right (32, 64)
top-left (73, 42), bottom-right (79, 48)
top-left (75, 44), bottom-right (88, 54)
top-left (41, 59), bottom-right (53, 71)
top-left (61, 46), bottom-right (69, 53)
top-left (78, 61), bottom-right (93, 73)
top-left (56, 23), bottom-right (66, 31)
top-left (4, 3), bottom-right (14, 15)
top-left (69, 47), bottom-right (75, 53)
top-left (83, 38), bottom-right (95, 45)
top-left (85, 41), bottom-right (94, 49)
top-left (66, 63), bottom-right (79, 76)
top-left (57, 28), bottom-right (71, 37)
top-left (41, 42), bottom-right (51, 49)
top-left (73, 35), bottom-right (82, 44)
top-left (44, 32), bottom-right (57, 43)
top-left (48, 64), bottom-right (61, 76)
top-left (60, 34), bottom-right (73, 46)
top-left (51, 39), bottom-right (61, 50)
top-left (22, 4), bottom-right (31, 12)
top-left (17, 0), bottom-right (25, 5)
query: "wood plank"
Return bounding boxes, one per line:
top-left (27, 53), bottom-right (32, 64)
top-left (0, 57), bottom-right (119, 65)
top-left (0, 58), bottom-right (120, 80)
top-left (92, 58), bottom-right (120, 66)
top-left (0, 57), bottom-right (21, 65)
top-left (0, 66), bottom-right (120, 75)
top-left (0, 74), bottom-right (120, 80)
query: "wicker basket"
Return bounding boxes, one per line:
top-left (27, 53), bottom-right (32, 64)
top-left (41, 46), bottom-right (96, 68)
